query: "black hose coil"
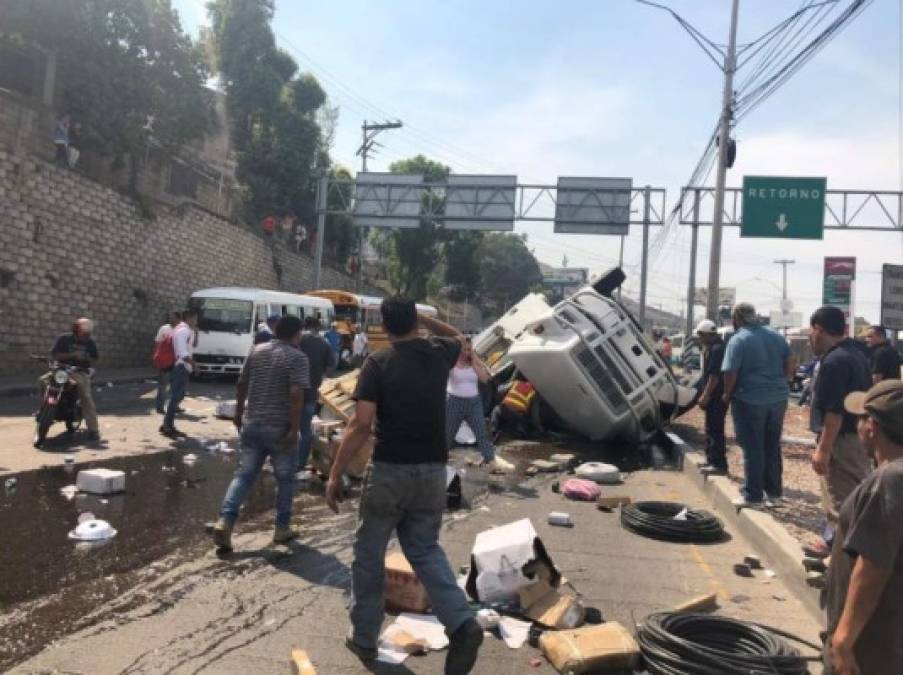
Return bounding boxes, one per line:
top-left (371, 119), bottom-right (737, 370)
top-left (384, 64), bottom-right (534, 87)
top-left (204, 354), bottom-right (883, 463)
top-left (621, 501), bottom-right (725, 543)
top-left (637, 612), bottom-right (820, 675)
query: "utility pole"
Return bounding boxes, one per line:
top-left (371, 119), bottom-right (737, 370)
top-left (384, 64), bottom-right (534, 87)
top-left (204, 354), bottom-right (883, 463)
top-left (706, 0), bottom-right (740, 322)
top-left (774, 258), bottom-right (795, 301)
top-left (355, 119), bottom-right (402, 291)
top-left (639, 185), bottom-right (651, 329)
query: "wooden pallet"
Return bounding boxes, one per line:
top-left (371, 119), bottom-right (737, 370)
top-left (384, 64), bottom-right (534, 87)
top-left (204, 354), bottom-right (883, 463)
top-left (318, 370), bottom-right (359, 422)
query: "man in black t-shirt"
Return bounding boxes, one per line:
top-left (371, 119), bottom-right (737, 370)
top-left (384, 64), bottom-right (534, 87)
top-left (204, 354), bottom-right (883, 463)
top-left (297, 316), bottom-right (335, 472)
top-left (809, 306), bottom-right (873, 526)
top-left (50, 317), bottom-right (100, 441)
top-left (325, 297), bottom-right (483, 674)
top-left (695, 320), bottom-right (728, 474)
top-left (866, 325), bottom-right (901, 384)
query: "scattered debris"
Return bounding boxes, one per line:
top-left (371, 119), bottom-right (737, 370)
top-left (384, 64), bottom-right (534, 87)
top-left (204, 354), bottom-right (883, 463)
top-left (528, 656), bottom-right (544, 668)
top-left (59, 485), bottom-right (78, 501)
top-left (476, 608), bottom-right (501, 631)
top-left (182, 453), bottom-right (198, 465)
top-left (763, 569), bottom-right (777, 579)
top-left (530, 459), bottom-right (561, 473)
top-left (733, 563), bottom-right (753, 578)
top-left (744, 554), bottom-right (763, 569)
top-left (561, 479), bottom-right (601, 502)
top-left (772, 593), bottom-right (787, 602)
top-left (672, 592), bottom-right (719, 613)
top-left (549, 453), bottom-right (576, 469)
top-left (384, 551), bottom-right (430, 613)
top-left (519, 576), bottom-right (584, 629)
top-left (290, 649), bottom-right (317, 675)
top-left (63, 455), bottom-right (75, 466)
top-left (215, 401), bottom-right (237, 419)
top-left (68, 518), bottom-right (117, 541)
top-left (5, 477), bottom-right (18, 491)
top-left (499, 616), bottom-right (532, 649)
top-left (76, 468), bottom-right (125, 495)
top-left (548, 512), bottom-right (575, 528)
top-left (540, 622), bottom-right (640, 673)
top-left (455, 422), bottom-right (477, 446)
top-left (575, 462), bottom-right (620, 484)
top-left (729, 594), bottom-right (751, 605)
top-left (596, 495), bottom-right (632, 511)
top-left (583, 607), bottom-right (604, 625)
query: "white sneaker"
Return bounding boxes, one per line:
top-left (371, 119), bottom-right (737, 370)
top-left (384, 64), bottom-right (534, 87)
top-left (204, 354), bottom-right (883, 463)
top-left (732, 496), bottom-right (765, 509)
top-left (765, 496), bottom-right (784, 508)
top-left (484, 456), bottom-right (515, 474)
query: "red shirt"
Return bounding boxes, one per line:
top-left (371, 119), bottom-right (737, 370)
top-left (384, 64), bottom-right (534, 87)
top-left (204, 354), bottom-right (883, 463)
top-left (261, 216), bottom-right (276, 234)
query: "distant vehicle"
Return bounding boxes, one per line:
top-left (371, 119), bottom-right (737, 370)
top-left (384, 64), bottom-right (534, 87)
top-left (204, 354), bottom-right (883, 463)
top-left (188, 287), bottom-right (335, 376)
top-left (669, 333), bottom-right (701, 371)
top-left (307, 290), bottom-right (438, 353)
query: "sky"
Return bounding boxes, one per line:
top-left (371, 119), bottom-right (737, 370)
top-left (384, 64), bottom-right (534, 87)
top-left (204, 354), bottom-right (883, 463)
top-left (173, 0), bottom-right (903, 328)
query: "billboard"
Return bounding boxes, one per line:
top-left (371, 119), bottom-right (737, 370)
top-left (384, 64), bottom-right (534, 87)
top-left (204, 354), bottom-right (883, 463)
top-left (881, 264), bottom-right (903, 331)
top-left (443, 175), bottom-right (517, 231)
top-left (693, 287), bottom-right (736, 307)
top-left (554, 177), bottom-right (632, 235)
top-left (352, 172), bottom-right (424, 228)
top-left (823, 256), bottom-right (856, 337)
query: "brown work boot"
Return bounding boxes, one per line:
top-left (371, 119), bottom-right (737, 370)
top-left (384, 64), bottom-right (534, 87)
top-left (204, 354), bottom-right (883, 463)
top-left (273, 524), bottom-right (300, 544)
top-left (212, 518), bottom-right (233, 551)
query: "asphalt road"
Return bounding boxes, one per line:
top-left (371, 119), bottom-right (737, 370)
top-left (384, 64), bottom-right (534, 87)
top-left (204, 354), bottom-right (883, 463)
top-left (0, 379), bottom-right (240, 477)
top-left (5, 426), bottom-right (825, 674)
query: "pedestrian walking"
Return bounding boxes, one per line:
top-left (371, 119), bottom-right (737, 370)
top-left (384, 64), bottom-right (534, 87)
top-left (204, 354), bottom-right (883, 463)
top-left (254, 313), bottom-right (280, 345)
top-left (213, 315), bottom-right (310, 550)
top-left (297, 316), bottom-right (334, 473)
top-left (159, 309), bottom-right (198, 438)
top-left (823, 380), bottom-right (903, 675)
top-left (695, 319), bottom-right (728, 475)
top-left (352, 324), bottom-right (369, 367)
top-left (325, 297), bottom-right (484, 673)
top-left (866, 324), bottom-right (901, 383)
top-left (809, 306), bottom-right (873, 528)
top-left (154, 311), bottom-right (181, 414)
top-left (324, 321), bottom-right (342, 363)
top-left (446, 339), bottom-right (514, 473)
top-left (721, 302), bottom-right (793, 508)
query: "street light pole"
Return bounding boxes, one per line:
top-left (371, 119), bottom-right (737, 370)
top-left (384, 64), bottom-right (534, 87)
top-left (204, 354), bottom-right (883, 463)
top-left (774, 258), bottom-right (795, 301)
top-left (706, 0), bottom-right (740, 322)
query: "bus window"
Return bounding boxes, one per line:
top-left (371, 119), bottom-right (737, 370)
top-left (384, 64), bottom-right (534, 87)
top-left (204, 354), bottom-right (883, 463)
top-left (285, 305), bottom-right (302, 318)
top-left (190, 297), bottom-right (254, 334)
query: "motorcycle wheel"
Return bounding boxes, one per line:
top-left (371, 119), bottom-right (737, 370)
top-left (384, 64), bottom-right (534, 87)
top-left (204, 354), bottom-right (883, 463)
top-left (34, 406), bottom-right (54, 448)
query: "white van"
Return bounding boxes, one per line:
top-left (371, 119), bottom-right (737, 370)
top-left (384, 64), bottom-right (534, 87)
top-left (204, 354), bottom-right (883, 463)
top-left (188, 287), bottom-right (335, 376)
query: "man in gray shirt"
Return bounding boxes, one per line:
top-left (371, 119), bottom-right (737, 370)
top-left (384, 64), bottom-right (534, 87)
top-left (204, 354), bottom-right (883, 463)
top-left (213, 315), bottom-right (310, 552)
top-left (824, 380), bottom-right (903, 674)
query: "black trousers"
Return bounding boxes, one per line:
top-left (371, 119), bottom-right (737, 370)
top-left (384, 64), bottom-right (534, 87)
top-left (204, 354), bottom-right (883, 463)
top-left (704, 400), bottom-right (728, 470)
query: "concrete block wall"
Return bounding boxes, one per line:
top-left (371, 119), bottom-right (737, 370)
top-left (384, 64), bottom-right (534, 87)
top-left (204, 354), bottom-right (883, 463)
top-left (0, 150), bottom-right (381, 375)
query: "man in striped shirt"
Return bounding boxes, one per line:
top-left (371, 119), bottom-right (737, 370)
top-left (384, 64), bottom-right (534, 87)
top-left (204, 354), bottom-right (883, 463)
top-left (213, 315), bottom-right (310, 551)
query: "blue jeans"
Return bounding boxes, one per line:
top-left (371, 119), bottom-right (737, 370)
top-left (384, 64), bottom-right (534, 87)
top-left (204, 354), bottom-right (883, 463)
top-left (446, 394), bottom-right (495, 461)
top-left (155, 368), bottom-right (170, 411)
top-left (350, 462), bottom-right (473, 649)
top-left (219, 420), bottom-right (296, 528)
top-left (297, 400), bottom-right (317, 471)
top-left (163, 364), bottom-right (189, 429)
top-left (731, 399), bottom-right (787, 502)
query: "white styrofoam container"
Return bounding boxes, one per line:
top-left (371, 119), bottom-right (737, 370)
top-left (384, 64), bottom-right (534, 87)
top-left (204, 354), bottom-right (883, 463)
top-left (76, 468), bottom-right (126, 495)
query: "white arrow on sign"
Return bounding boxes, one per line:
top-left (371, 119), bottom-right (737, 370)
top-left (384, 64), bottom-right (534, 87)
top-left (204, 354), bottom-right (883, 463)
top-left (775, 213), bottom-right (789, 232)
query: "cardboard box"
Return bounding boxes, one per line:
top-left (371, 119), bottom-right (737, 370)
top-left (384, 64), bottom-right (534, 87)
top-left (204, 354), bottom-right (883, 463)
top-left (597, 495), bottom-right (633, 509)
top-left (310, 432), bottom-right (374, 479)
top-left (384, 551), bottom-right (430, 613)
top-left (539, 622), bottom-right (640, 674)
top-left (76, 468), bottom-right (125, 495)
top-left (519, 579), bottom-right (584, 629)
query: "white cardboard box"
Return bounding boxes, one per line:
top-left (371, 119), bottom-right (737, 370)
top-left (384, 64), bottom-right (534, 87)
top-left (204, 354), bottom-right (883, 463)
top-left (76, 468), bottom-right (126, 495)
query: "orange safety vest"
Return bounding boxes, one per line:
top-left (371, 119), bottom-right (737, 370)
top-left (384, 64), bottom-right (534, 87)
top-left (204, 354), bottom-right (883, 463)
top-left (502, 381), bottom-right (536, 415)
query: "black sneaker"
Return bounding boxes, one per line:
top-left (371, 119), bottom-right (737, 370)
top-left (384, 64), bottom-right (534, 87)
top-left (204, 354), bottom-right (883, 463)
top-left (159, 425), bottom-right (185, 438)
top-left (85, 431), bottom-right (100, 442)
top-left (344, 636), bottom-right (377, 662)
top-left (445, 619), bottom-right (483, 675)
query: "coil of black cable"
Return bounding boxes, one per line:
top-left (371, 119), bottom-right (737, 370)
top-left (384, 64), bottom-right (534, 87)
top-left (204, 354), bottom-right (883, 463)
top-left (620, 501), bottom-right (725, 543)
top-left (637, 612), bottom-right (820, 675)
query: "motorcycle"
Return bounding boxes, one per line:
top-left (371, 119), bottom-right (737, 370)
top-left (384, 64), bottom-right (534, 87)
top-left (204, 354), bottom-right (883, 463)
top-left (32, 356), bottom-right (88, 448)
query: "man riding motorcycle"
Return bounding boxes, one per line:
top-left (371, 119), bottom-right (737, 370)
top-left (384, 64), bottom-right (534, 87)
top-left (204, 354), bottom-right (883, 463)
top-left (49, 317), bottom-right (100, 441)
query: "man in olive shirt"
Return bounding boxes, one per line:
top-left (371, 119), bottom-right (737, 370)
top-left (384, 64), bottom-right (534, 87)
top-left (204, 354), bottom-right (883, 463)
top-left (325, 297), bottom-right (483, 674)
top-left (824, 380), bottom-right (903, 675)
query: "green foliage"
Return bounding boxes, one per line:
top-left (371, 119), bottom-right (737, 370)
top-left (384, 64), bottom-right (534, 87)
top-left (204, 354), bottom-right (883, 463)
top-left (3, 0), bottom-right (216, 180)
top-left (324, 166), bottom-right (356, 264)
top-left (207, 0), bottom-right (329, 234)
top-left (476, 232), bottom-right (543, 312)
top-left (444, 231), bottom-right (483, 300)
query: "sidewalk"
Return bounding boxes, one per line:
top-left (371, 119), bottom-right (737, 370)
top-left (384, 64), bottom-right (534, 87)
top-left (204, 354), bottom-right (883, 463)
top-left (0, 367), bottom-right (158, 398)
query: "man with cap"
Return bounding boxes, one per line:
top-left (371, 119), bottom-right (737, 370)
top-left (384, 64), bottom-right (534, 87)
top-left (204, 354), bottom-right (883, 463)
top-left (722, 302), bottom-right (794, 507)
top-left (823, 380), bottom-right (903, 675)
top-left (254, 314), bottom-right (281, 345)
top-left (695, 319), bottom-right (728, 475)
top-left (809, 306), bottom-right (873, 529)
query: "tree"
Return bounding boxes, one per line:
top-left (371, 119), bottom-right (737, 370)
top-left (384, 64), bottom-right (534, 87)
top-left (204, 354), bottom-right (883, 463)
top-left (207, 0), bottom-right (329, 229)
top-left (477, 232), bottom-right (543, 313)
top-left (444, 231), bottom-right (483, 300)
top-left (3, 0), bottom-right (216, 189)
top-left (378, 155), bottom-right (450, 299)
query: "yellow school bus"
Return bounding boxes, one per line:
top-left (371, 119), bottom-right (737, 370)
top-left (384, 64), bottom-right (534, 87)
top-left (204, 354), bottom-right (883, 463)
top-left (306, 290), bottom-right (438, 353)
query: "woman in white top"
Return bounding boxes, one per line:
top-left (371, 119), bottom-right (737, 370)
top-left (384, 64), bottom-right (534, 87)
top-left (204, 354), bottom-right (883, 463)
top-left (446, 339), bottom-right (514, 472)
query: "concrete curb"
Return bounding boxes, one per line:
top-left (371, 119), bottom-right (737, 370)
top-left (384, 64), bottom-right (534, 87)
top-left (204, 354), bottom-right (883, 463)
top-left (0, 373), bottom-right (157, 398)
top-left (667, 431), bottom-right (824, 624)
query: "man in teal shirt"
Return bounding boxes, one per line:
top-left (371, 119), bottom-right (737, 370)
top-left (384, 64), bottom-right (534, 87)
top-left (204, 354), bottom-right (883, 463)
top-left (722, 302), bottom-right (793, 507)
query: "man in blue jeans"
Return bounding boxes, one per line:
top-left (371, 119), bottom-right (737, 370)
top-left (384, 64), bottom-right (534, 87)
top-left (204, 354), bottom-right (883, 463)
top-left (213, 315), bottom-right (310, 551)
top-left (325, 297), bottom-right (483, 674)
top-left (160, 309), bottom-right (199, 438)
top-left (722, 302), bottom-right (793, 508)
top-left (297, 316), bottom-right (335, 473)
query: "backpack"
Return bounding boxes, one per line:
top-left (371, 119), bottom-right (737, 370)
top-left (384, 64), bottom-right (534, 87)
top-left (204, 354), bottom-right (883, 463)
top-left (152, 334), bottom-right (176, 371)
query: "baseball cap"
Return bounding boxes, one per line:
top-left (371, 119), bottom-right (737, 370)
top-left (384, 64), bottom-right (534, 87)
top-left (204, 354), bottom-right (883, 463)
top-left (695, 319), bottom-right (717, 335)
top-left (845, 380), bottom-right (903, 440)
top-left (267, 313), bottom-right (282, 323)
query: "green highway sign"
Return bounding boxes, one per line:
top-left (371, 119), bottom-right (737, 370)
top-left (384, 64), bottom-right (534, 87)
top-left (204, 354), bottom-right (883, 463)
top-left (741, 175), bottom-right (826, 239)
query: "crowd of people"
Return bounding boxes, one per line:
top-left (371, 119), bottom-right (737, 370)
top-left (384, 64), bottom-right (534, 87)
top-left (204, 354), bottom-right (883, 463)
top-left (693, 302), bottom-right (902, 674)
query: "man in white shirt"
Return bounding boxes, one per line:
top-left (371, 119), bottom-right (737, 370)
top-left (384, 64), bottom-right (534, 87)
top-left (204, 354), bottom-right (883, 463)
top-left (155, 311), bottom-right (181, 414)
top-left (352, 324), bottom-right (368, 367)
top-left (160, 309), bottom-right (198, 437)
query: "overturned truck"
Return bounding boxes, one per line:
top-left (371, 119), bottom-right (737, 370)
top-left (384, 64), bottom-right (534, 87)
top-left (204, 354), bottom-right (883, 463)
top-left (473, 268), bottom-right (694, 444)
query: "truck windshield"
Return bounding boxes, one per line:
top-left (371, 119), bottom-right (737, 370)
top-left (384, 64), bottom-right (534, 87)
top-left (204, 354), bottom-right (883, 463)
top-left (190, 298), bottom-right (253, 334)
top-left (333, 304), bottom-right (361, 325)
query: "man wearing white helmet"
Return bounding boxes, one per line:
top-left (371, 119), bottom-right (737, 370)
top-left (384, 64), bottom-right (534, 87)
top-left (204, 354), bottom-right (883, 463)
top-left (696, 319), bottom-right (728, 475)
top-left (51, 317), bottom-right (100, 441)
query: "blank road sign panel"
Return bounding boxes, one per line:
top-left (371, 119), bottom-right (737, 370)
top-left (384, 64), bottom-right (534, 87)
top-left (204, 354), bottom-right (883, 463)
top-left (554, 177), bottom-right (632, 235)
top-left (353, 172), bottom-right (424, 228)
top-left (741, 176), bottom-right (826, 239)
top-left (444, 174), bottom-right (517, 231)
top-left (881, 264), bottom-right (903, 331)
